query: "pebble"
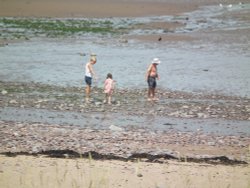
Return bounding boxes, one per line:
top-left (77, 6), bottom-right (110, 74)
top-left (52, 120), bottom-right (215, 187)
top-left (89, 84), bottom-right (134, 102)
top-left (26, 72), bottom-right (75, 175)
top-left (109, 125), bottom-right (123, 131)
top-left (9, 100), bottom-right (18, 104)
top-left (1, 90), bottom-right (8, 95)
top-left (207, 142), bottom-right (216, 146)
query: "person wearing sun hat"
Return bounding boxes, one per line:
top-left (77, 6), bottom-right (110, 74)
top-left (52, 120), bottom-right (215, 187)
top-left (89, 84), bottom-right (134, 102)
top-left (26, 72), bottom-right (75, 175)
top-left (85, 54), bottom-right (97, 103)
top-left (145, 58), bottom-right (161, 101)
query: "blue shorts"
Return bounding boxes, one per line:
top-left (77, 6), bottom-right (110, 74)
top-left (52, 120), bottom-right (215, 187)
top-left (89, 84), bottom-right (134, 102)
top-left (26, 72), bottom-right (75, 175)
top-left (85, 76), bottom-right (92, 86)
top-left (147, 76), bottom-right (156, 89)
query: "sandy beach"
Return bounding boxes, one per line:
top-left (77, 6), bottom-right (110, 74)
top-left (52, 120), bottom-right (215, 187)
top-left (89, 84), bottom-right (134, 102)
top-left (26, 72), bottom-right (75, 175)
top-left (1, 0), bottom-right (250, 187)
top-left (0, 155), bottom-right (249, 188)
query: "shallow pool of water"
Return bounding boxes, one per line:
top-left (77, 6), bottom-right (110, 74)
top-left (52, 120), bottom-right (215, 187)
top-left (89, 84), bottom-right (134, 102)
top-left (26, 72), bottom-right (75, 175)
top-left (1, 107), bottom-right (249, 136)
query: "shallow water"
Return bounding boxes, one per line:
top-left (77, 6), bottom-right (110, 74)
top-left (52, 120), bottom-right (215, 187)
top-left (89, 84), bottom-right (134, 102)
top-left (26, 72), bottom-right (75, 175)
top-left (0, 4), bottom-right (250, 97)
top-left (1, 107), bottom-right (249, 136)
top-left (0, 36), bottom-right (249, 97)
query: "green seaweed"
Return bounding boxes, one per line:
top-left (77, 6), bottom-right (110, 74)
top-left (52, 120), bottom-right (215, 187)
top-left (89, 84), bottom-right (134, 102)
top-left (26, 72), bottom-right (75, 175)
top-left (0, 17), bottom-right (122, 38)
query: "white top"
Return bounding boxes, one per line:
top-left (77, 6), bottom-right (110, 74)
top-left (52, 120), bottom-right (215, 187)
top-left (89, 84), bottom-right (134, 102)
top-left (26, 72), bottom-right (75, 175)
top-left (85, 63), bottom-right (92, 77)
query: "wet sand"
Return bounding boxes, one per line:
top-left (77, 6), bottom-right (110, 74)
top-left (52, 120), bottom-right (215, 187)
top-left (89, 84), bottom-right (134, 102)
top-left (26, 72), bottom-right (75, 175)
top-left (1, 0), bottom-right (249, 18)
top-left (0, 0), bottom-right (201, 18)
top-left (0, 0), bottom-right (248, 18)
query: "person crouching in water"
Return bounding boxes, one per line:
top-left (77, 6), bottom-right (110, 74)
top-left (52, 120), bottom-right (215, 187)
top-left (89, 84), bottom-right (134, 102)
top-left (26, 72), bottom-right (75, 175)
top-left (145, 58), bottom-right (160, 101)
top-left (104, 73), bottom-right (115, 104)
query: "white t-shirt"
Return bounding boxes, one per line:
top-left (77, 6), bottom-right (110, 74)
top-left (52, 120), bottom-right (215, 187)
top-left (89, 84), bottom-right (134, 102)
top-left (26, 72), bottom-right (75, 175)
top-left (85, 63), bottom-right (92, 77)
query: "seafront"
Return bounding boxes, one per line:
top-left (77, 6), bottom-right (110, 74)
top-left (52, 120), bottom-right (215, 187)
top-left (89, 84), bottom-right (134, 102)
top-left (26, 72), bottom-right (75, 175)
top-left (0, 0), bottom-right (250, 187)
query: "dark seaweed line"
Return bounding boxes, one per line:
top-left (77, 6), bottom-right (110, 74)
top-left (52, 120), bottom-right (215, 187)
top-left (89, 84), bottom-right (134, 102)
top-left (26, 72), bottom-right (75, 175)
top-left (1, 150), bottom-right (247, 165)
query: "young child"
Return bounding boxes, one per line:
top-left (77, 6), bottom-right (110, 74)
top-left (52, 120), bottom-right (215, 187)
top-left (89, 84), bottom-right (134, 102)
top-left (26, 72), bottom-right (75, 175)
top-left (104, 73), bottom-right (115, 104)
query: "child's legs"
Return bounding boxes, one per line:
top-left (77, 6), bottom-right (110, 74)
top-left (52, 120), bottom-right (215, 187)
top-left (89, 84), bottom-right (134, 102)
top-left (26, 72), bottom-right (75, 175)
top-left (85, 76), bottom-right (92, 100)
top-left (105, 93), bottom-right (108, 102)
top-left (108, 93), bottom-right (112, 104)
top-left (85, 85), bottom-right (91, 99)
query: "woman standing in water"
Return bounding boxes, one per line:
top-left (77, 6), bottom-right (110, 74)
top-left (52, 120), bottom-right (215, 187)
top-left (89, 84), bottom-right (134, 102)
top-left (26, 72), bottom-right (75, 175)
top-left (145, 58), bottom-right (160, 101)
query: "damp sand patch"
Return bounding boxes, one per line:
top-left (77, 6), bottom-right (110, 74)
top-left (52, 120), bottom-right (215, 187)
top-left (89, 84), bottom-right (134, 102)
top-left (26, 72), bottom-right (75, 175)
top-left (125, 34), bottom-right (195, 43)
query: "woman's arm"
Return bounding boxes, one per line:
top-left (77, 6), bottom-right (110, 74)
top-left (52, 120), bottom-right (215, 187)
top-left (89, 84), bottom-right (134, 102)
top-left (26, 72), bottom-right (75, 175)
top-left (145, 64), bottom-right (152, 80)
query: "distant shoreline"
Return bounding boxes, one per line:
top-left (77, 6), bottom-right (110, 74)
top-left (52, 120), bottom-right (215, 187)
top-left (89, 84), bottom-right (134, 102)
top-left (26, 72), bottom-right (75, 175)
top-left (1, 0), bottom-right (248, 18)
top-left (0, 0), bottom-right (209, 18)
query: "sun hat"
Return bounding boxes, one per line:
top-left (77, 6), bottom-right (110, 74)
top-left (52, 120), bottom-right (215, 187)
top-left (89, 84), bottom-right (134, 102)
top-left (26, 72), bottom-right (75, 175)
top-left (152, 58), bottom-right (161, 64)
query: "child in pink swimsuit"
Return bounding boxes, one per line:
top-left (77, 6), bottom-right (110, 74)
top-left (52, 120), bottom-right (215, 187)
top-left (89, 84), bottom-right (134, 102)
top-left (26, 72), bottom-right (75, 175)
top-left (104, 73), bottom-right (115, 104)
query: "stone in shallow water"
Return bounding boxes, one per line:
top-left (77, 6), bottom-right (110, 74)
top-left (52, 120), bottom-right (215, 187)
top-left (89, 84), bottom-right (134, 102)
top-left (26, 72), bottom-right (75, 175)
top-left (9, 100), bottom-right (18, 104)
top-left (1, 90), bottom-right (8, 95)
top-left (109, 125), bottom-right (123, 131)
